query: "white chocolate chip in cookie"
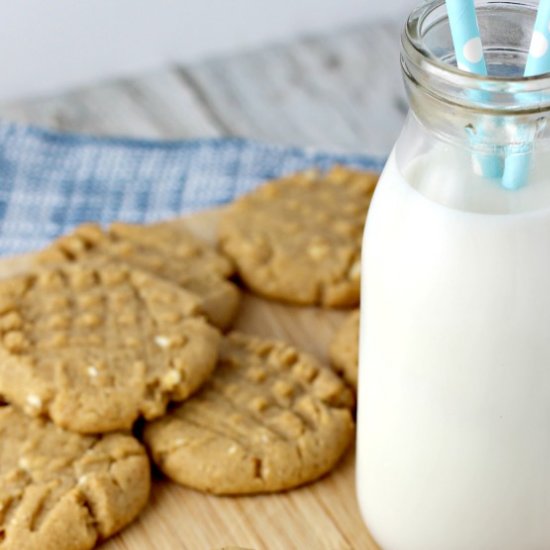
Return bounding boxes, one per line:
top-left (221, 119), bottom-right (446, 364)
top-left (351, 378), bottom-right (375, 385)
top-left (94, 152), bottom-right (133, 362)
top-left (25, 394), bottom-right (43, 414)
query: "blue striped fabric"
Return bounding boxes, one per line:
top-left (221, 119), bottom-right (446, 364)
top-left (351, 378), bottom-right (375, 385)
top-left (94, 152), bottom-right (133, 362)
top-left (0, 121), bottom-right (385, 256)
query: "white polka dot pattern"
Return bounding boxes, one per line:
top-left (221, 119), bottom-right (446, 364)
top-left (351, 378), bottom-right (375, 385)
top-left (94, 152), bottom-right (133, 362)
top-left (529, 31), bottom-right (549, 59)
top-left (463, 37), bottom-right (483, 64)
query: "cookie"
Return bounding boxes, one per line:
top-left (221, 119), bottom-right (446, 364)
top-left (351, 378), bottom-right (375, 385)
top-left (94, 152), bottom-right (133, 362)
top-left (143, 332), bottom-right (355, 495)
top-left (219, 166), bottom-right (378, 307)
top-left (0, 260), bottom-right (220, 434)
top-left (38, 221), bottom-right (240, 330)
top-left (0, 405), bottom-right (150, 550)
top-left (109, 221), bottom-right (234, 278)
top-left (329, 310), bottom-right (360, 388)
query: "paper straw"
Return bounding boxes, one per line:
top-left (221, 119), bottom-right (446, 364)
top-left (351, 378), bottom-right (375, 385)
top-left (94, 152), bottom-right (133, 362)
top-left (445, 0), bottom-right (503, 179)
top-left (502, 0), bottom-right (550, 190)
top-left (446, 0), bottom-right (487, 75)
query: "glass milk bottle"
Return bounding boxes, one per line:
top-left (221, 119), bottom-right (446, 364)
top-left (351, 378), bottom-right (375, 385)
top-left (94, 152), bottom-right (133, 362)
top-left (357, 1), bottom-right (550, 549)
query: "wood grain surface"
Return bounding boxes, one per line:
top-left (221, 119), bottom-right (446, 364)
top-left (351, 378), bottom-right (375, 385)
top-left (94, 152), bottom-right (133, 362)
top-left (0, 20), bottom-right (405, 158)
top-left (0, 209), bottom-right (381, 550)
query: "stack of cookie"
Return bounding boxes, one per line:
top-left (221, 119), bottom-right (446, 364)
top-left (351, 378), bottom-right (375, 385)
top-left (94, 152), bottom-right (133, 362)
top-left (0, 166), bottom-right (375, 549)
top-left (0, 222), bottom-right (235, 549)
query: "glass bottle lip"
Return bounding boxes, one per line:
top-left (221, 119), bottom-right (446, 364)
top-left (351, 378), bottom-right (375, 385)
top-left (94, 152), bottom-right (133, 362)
top-left (402, 0), bottom-right (550, 113)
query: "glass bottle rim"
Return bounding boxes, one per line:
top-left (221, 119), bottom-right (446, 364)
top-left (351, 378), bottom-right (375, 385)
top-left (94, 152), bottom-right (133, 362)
top-left (402, 0), bottom-right (550, 113)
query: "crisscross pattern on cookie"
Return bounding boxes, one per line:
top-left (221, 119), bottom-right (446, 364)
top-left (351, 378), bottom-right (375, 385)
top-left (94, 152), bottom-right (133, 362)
top-left (144, 332), bottom-right (354, 494)
top-left (0, 405), bottom-right (150, 550)
top-left (0, 261), bottom-right (220, 433)
top-left (38, 221), bottom-right (239, 330)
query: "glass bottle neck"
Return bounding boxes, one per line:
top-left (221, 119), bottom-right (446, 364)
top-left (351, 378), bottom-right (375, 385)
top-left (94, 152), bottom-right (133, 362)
top-left (402, 0), bottom-right (550, 154)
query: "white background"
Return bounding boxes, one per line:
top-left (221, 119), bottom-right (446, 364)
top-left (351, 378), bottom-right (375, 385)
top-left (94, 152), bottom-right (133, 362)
top-left (0, 0), bottom-right (417, 101)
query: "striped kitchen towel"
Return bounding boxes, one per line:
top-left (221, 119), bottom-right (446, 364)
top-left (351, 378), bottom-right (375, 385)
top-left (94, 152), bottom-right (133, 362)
top-left (0, 121), bottom-right (385, 256)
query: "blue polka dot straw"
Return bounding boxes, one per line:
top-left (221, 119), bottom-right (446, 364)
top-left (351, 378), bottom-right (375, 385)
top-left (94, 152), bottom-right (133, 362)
top-left (446, 0), bottom-right (487, 75)
top-left (445, 0), bottom-right (504, 180)
top-left (502, 0), bottom-right (550, 190)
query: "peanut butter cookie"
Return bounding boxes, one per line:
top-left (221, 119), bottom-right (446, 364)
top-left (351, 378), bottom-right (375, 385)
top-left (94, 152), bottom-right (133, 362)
top-left (330, 310), bottom-right (360, 388)
top-left (0, 260), bottom-right (220, 434)
top-left (218, 167), bottom-right (378, 307)
top-left (144, 332), bottom-right (355, 495)
top-left (38, 221), bottom-right (240, 330)
top-left (0, 405), bottom-right (150, 550)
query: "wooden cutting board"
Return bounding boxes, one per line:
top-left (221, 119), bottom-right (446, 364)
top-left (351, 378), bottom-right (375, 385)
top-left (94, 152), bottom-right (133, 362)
top-left (1, 208), bottom-right (381, 550)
